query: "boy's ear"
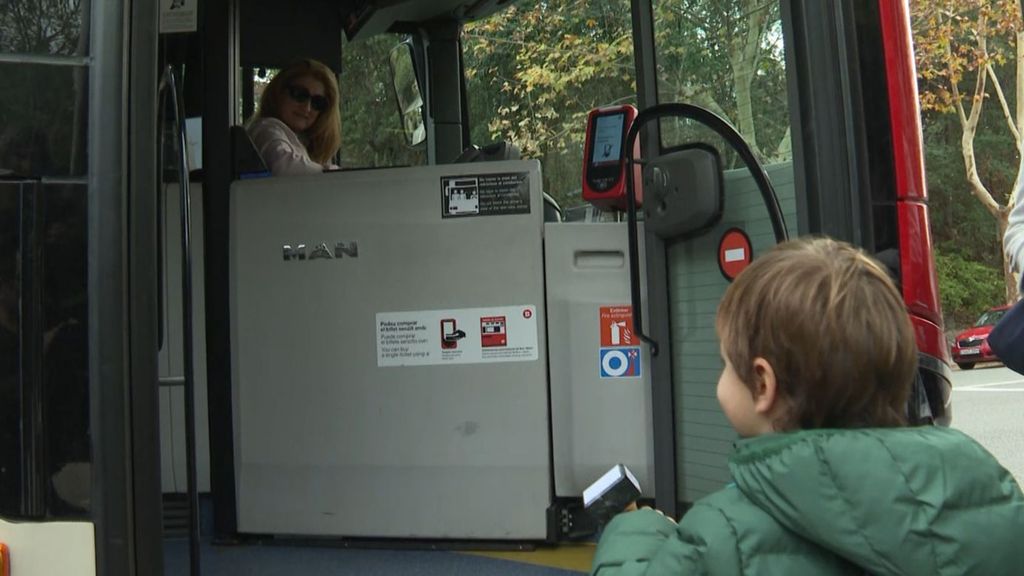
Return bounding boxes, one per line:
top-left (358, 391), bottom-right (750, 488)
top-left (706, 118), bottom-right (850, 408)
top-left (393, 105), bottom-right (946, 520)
top-left (750, 357), bottom-right (779, 416)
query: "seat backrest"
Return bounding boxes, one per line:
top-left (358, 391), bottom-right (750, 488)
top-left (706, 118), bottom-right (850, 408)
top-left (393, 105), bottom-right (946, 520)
top-left (231, 125), bottom-right (269, 178)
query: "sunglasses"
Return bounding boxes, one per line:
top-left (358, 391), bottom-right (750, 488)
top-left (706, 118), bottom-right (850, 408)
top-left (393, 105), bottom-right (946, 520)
top-left (286, 84), bottom-right (329, 112)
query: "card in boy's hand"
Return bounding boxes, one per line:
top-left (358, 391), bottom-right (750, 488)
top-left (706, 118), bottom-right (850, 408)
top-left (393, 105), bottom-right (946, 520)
top-left (583, 463), bottom-right (642, 525)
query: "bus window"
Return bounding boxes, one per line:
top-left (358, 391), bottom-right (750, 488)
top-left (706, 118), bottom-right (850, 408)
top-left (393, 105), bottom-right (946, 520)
top-left (654, 2), bottom-right (791, 165)
top-left (0, 64), bottom-right (88, 178)
top-left (652, 0), bottom-right (797, 504)
top-left (463, 0), bottom-right (637, 213)
top-left (1, 68), bottom-right (91, 519)
top-left (247, 34), bottom-right (425, 170)
top-left (339, 34), bottom-right (426, 169)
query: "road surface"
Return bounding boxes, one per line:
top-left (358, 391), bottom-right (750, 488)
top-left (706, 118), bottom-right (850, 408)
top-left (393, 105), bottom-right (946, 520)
top-left (950, 364), bottom-right (1024, 484)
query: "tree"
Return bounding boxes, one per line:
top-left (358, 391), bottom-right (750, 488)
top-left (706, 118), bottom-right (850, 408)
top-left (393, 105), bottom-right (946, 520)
top-left (464, 1), bottom-right (637, 206)
top-left (912, 0), bottom-right (1022, 302)
top-left (462, 0), bottom-right (790, 208)
top-left (0, 0), bottom-right (88, 176)
top-left (654, 0), bottom-right (789, 162)
top-left (339, 34), bottom-right (425, 168)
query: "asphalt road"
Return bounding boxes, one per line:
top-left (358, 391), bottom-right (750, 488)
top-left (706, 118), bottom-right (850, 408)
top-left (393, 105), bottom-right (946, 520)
top-left (950, 364), bottom-right (1024, 484)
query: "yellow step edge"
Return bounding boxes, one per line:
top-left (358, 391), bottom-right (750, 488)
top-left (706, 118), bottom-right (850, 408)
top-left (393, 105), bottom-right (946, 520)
top-left (463, 543), bottom-right (595, 573)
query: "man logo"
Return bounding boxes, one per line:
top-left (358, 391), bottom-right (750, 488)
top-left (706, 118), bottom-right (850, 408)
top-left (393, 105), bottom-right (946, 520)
top-left (282, 241), bottom-right (359, 261)
top-left (599, 347), bottom-right (641, 378)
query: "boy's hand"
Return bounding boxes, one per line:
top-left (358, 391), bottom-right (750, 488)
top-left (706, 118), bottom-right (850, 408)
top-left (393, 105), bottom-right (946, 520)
top-left (629, 504), bottom-right (677, 524)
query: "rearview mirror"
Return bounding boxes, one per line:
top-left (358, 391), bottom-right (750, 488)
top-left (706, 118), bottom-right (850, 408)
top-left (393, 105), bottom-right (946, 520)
top-left (389, 41), bottom-right (426, 147)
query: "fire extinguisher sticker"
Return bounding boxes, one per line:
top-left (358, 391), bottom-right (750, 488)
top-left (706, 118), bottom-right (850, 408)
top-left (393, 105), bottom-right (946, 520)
top-left (600, 306), bottom-right (634, 347)
top-left (480, 316), bottom-right (507, 348)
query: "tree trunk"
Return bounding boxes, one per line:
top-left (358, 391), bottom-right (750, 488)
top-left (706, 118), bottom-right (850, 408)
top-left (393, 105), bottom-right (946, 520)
top-left (730, 1), bottom-right (765, 160)
top-left (732, 56), bottom-right (760, 156)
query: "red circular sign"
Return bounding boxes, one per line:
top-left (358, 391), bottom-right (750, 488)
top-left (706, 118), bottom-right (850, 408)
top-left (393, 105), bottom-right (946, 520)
top-left (523, 308), bottom-right (533, 319)
top-left (718, 228), bottom-right (753, 281)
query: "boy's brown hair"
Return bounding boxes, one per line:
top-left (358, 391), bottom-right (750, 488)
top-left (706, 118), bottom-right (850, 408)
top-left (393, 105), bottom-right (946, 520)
top-left (716, 237), bottom-right (916, 430)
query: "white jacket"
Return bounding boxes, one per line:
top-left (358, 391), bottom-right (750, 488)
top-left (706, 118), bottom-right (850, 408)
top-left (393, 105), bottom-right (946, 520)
top-left (247, 117), bottom-right (330, 176)
top-left (1006, 156), bottom-right (1024, 280)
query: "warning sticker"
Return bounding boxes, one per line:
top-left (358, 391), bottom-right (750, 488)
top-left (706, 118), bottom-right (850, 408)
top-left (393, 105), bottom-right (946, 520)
top-left (441, 172), bottom-right (531, 218)
top-left (599, 347), bottom-right (642, 378)
top-left (160, 0), bottom-right (198, 33)
top-left (599, 306), bottom-right (641, 378)
top-left (600, 306), bottom-right (634, 347)
top-left (718, 228), bottom-right (753, 281)
top-left (377, 305), bottom-right (538, 367)
top-left (480, 316), bottom-right (508, 347)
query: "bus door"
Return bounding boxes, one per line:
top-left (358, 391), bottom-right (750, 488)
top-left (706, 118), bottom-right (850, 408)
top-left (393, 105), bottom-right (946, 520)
top-left (632, 0), bottom-right (949, 516)
top-left (0, 0), bottom-right (164, 574)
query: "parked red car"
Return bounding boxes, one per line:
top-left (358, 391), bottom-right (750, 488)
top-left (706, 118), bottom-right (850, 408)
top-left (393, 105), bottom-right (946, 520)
top-left (950, 305), bottom-right (1011, 369)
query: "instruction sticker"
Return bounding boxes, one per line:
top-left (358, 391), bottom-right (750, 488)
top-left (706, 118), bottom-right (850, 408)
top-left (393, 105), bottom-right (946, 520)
top-left (600, 347), bottom-right (642, 378)
top-left (377, 305), bottom-right (539, 367)
top-left (160, 0), bottom-right (198, 33)
top-left (599, 305), bottom-right (642, 378)
top-left (441, 172), bottom-right (531, 218)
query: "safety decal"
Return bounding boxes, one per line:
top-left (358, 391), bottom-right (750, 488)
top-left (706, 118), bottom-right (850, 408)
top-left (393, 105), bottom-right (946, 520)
top-left (718, 227), bottom-right (752, 281)
top-left (377, 305), bottom-right (538, 367)
top-left (599, 347), bottom-right (641, 378)
top-left (600, 306), bottom-right (634, 347)
top-left (599, 305), bottom-right (641, 378)
top-left (440, 172), bottom-right (531, 218)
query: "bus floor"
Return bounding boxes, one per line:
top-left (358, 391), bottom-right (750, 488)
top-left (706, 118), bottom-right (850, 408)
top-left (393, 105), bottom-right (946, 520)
top-left (162, 497), bottom-right (594, 575)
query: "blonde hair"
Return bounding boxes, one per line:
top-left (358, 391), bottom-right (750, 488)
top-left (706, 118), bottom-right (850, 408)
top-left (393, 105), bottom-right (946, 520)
top-left (716, 237), bottom-right (917, 430)
top-left (254, 59), bottom-right (341, 164)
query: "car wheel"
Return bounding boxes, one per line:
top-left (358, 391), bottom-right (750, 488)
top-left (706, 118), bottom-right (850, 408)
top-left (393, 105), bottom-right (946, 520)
top-left (957, 362), bottom-right (975, 370)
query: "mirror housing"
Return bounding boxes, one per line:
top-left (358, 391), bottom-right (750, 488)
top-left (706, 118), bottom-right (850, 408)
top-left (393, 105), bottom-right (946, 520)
top-left (389, 41), bottom-right (426, 147)
top-left (642, 145), bottom-right (723, 239)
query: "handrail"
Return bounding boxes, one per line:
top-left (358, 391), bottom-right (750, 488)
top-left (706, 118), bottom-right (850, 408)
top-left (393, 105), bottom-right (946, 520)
top-left (159, 64), bottom-right (202, 576)
top-left (622, 103), bottom-right (790, 357)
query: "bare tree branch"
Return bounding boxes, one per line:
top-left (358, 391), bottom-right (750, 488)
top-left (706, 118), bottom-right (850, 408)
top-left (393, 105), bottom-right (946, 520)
top-left (985, 63), bottom-right (1020, 145)
top-left (955, 16), bottom-right (1004, 218)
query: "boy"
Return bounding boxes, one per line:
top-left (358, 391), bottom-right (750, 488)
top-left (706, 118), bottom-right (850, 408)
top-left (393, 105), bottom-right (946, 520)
top-left (592, 237), bottom-right (1024, 575)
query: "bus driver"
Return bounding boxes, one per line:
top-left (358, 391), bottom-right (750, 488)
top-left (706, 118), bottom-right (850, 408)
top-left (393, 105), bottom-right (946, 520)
top-left (247, 59), bottom-right (341, 176)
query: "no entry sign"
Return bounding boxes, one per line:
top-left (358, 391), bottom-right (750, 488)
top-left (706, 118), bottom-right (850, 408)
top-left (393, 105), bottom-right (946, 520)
top-left (718, 228), bottom-right (752, 281)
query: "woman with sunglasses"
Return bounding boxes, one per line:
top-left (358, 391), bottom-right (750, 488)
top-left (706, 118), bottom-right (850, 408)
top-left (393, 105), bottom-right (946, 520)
top-left (247, 59), bottom-right (341, 176)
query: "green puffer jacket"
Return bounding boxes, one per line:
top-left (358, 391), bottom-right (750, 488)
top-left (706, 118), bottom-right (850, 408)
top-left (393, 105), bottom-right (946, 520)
top-left (592, 427), bottom-right (1024, 575)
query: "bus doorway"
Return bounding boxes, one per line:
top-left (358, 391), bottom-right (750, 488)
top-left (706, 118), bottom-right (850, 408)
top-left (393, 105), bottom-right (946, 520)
top-left (0, 0), bottom-right (949, 574)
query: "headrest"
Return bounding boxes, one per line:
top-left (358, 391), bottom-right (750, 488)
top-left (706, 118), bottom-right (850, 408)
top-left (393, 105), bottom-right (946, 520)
top-left (455, 141), bottom-right (521, 163)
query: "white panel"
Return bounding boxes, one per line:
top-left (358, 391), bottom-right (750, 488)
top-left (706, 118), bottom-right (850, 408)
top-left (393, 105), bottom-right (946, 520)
top-left (230, 161), bottom-right (550, 538)
top-left (0, 519), bottom-right (95, 575)
top-left (159, 387), bottom-right (176, 492)
top-left (544, 222), bottom-right (655, 497)
top-left (170, 387), bottom-right (188, 493)
top-left (160, 183), bottom-right (211, 493)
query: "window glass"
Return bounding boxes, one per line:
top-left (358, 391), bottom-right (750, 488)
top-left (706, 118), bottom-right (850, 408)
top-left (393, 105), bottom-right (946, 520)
top-left (464, 0), bottom-right (637, 212)
top-left (339, 34), bottom-right (426, 168)
top-left (1, 2), bottom-right (92, 519)
top-left (0, 1), bottom-right (88, 56)
top-left (0, 63), bottom-right (89, 178)
top-left (653, 0), bottom-right (796, 504)
top-left (0, 182), bottom-right (89, 519)
top-left (975, 309), bottom-right (1006, 327)
top-left (0, 184), bottom-right (21, 515)
top-left (41, 183), bottom-right (90, 516)
top-left (654, 1), bottom-right (790, 164)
